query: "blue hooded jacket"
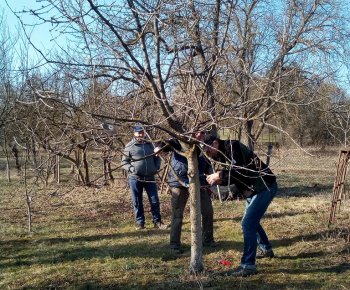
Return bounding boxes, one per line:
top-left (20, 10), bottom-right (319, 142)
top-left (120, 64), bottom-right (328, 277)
top-left (158, 139), bottom-right (211, 188)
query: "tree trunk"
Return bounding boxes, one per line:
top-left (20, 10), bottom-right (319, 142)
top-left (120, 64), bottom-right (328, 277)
top-left (245, 120), bottom-right (255, 150)
top-left (186, 145), bottom-right (204, 274)
top-left (24, 151), bottom-right (32, 232)
top-left (103, 157), bottom-right (109, 185)
top-left (82, 149), bottom-right (90, 185)
top-left (11, 143), bottom-right (21, 175)
top-left (266, 144), bottom-right (273, 166)
top-left (56, 154), bottom-right (60, 184)
top-left (31, 138), bottom-right (39, 173)
top-left (3, 130), bottom-right (11, 182)
top-left (107, 161), bottom-right (114, 182)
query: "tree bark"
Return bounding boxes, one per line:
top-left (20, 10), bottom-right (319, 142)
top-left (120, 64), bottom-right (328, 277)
top-left (3, 129), bottom-right (11, 182)
top-left (11, 143), bottom-right (21, 175)
top-left (24, 151), bottom-right (32, 232)
top-left (186, 145), bottom-right (204, 274)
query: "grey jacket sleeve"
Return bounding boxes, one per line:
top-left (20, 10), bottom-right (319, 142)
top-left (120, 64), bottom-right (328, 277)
top-left (121, 145), bottom-right (135, 173)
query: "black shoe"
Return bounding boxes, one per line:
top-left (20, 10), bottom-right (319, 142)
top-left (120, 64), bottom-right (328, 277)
top-left (256, 248), bottom-right (274, 259)
top-left (203, 240), bottom-right (218, 248)
top-left (171, 248), bottom-right (184, 255)
top-left (225, 266), bottom-right (257, 277)
top-left (135, 224), bottom-right (145, 230)
top-left (154, 222), bottom-right (169, 230)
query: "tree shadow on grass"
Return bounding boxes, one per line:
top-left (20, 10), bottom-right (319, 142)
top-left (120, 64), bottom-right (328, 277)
top-left (214, 209), bottom-right (315, 223)
top-left (212, 183), bottom-right (333, 202)
top-left (0, 229), bottom-right (172, 268)
top-left (268, 263), bottom-right (350, 275)
top-left (271, 232), bottom-right (323, 249)
top-left (63, 279), bottom-right (328, 290)
top-left (277, 184), bottom-right (333, 197)
top-left (277, 250), bottom-right (326, 260)
top-left (0, 241), bottom-right (165, 268)
top-left (0, 227), bottom-right (168, 247)
top-left (276, 246), bottom-right (350, 261)
top-left (0, 234), bottom-right (244, 269)
top-left (161, 239), bottom-right (243, 262)
top-left (271, 227), bottom-right (350, 249)
top-left (29, 274), bottom-right (324, 290)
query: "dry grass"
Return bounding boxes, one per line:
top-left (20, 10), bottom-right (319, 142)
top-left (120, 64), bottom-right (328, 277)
top-left (0, 148), bottom-right (349, 289)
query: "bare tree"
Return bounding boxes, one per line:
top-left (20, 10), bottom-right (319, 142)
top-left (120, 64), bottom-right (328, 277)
top-left (327, 92), bottom-right (350, 147)
top-left (0, 11), bottom-right (23, 178)
top-left (10, 0), bottom-right (350, 272)
top-left (208, 0), bottom-right (346, 149)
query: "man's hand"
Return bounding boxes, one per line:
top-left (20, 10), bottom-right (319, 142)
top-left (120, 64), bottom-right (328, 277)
top-left (206, 172), bottom-right (221, 185)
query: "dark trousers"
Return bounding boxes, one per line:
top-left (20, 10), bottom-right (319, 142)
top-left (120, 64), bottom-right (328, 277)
top-left (128, 176), bottom-right (161, 225)
top-left (169, 187), bottom-right (214, 250)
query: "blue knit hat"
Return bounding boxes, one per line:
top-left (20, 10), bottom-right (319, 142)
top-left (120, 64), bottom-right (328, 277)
top-left (133, 124), bottom-right (144, 132)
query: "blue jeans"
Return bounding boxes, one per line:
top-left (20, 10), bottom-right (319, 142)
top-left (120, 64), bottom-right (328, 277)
top-left (128, 176), bottom-right (161, 225)
top-left (240, 182), bottom-right (278, 269)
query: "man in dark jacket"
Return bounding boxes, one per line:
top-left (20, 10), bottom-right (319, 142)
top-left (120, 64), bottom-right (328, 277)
top-left (204, 135), bottom-right (277, 277)
top-left (122, 125), bottom-right (167, 230)
top-left (154, 132), bottom-right (216, 254)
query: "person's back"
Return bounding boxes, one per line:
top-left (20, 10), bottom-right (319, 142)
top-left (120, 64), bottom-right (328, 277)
top-left (219, 140), bottom-right (276, 193)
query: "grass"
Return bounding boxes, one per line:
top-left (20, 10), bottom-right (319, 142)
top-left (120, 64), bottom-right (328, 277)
top-left (0, 148), bottom-right (349, 289)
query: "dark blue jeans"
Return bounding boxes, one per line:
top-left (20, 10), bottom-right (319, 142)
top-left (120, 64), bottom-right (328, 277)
top-left (240, 182), bottom-right (278, 269)
top-left (128, 176), bottom-right (161, 225)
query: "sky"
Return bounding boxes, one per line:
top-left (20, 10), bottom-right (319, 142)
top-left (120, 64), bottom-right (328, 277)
top-left (1, 0), bottom-right (62, 62)
top-left (1, 0), bottom-right (350, 95)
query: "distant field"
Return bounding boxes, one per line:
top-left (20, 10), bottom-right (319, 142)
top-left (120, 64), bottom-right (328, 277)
top-left (0, 147), bottom-right (349, 289)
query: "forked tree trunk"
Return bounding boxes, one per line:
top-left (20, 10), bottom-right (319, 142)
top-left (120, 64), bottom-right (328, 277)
top-left (186, 145), bottom-right (204, 274)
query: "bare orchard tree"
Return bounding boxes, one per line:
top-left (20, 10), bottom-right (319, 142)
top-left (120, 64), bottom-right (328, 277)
top-left (0, 10), bottom-right (12, 116)
top-left (326, 90), bottom-right (350, 148)
top-left (13, 0), bottom-right (240, 273)
top-left (12, 72), bottom-right (95, 186)
top-left (14, 0), bottom-right (350, 272)
top-left (0, 11), bottom-right (21, 181)
top-left (211, 0), bottom-right (346, 149)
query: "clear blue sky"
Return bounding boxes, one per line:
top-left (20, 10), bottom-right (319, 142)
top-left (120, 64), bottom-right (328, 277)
top-left (1, 0), bottom-right (349, 95)
top-left (1, 0), bottom-right (61, 61)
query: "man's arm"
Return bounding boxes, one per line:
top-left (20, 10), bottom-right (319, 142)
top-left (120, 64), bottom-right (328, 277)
top-left (121, 145), bottom-right (134, 173)
top-left (154, 139), bottom-right (182, 154)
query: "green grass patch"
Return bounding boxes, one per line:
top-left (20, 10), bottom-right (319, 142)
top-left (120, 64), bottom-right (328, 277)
top-left (0, 149), bottom-right (349, 289)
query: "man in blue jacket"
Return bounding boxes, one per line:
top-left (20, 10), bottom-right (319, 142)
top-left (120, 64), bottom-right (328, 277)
top-left (154, 131), bottom-right (216, 254)
top-left (122, 125), bottom-right (167, 230)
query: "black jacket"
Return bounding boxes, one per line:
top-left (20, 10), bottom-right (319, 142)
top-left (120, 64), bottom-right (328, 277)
top-left (216, 140), bottom-right (276, 193)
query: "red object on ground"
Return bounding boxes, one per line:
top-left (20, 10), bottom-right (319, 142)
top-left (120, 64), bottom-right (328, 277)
top-left (218, 259), bottom-right (231, 266)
